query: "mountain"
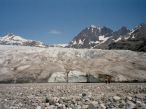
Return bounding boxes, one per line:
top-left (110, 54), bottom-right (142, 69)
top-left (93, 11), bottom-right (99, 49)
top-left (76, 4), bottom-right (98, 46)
top-left (95, 26), bottom-right (130, 49)
top-left (69, 25), bottom-right (113, 48)
top-left (69, 24), bottom-right (146, 52)
top-left (109, 24), bottom-right (146, 52)
top-left (0, 33), bottom-right (46, 47)
top-left (113, 26), bottom-right (130, 36)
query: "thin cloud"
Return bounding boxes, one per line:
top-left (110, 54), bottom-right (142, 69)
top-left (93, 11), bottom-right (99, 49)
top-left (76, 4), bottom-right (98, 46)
top-left (48, 30), bottom-right (62, 35)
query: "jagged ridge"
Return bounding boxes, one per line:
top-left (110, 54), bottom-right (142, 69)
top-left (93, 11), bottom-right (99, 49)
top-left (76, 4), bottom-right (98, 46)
top-left (69, 24), bottom-right (146, 52)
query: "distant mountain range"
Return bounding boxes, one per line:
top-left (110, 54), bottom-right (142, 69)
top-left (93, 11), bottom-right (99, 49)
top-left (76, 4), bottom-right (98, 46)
top-left (68, 24), bottom-right (146, 52)
top-left (0, 23), bottom-right (146, 51)
top-left (0, 33), bottom-right (46, 47)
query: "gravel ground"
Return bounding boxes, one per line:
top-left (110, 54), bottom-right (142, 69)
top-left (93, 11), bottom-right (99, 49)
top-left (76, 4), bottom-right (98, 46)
top-left (0, 83), bottom-right (146, 109)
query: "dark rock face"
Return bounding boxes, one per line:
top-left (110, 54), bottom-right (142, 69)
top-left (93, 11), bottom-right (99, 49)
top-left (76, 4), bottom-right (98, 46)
top-left (69, 25), bottom-right (113, 48)
top-left (100, 26), bottom-right (113, 36)
top-left (109, 24), bottom-right (146, 52)
top-left (69, 24), bottom-right (146, 52)
top-left (113, 26), bottom-right (130, 36)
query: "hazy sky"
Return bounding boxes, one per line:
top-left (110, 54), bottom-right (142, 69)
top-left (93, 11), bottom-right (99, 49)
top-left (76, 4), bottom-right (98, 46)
top-left (0, 0), bottom-right (146, 44)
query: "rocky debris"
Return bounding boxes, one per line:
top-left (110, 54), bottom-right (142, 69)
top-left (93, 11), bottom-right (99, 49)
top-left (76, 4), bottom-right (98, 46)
top-left (126, 96), bottom-right (133, 101)
top-left (126, 101), bottom-right (136, 109)
top-left (88, 101), bottom-right (99, 109)
top-left (0, 83), bottom-right (146, 109)
top-left (113, 96), bottom-right (121, 101)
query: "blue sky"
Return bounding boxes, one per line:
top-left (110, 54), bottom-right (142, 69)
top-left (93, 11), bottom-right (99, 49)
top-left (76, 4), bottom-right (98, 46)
top-left (0, 0), bottom-right (146, 44)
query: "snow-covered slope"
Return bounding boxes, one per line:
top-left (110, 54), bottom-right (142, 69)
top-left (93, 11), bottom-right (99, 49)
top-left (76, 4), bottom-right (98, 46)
top-left (0, 33), bottom-right (46, 47)
top-left (0, 45), bottom-right (146, 83)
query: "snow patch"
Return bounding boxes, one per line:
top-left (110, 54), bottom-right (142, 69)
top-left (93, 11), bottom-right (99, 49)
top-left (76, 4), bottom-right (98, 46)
top-left (73, 41), bottom-right (77, 45)
top-left (132, 35), bottom-right (135, 39)
top-left (124, 36), bottom-right (130, 40)
top-left (90, 25), bottom-right (97, 28)
top-left (78, 39), bottom-right (83, 45)
top-left (99, 35), bottom-right (109, 41)
top-left (129, 29), bottom-right (135, 35)
top-left (91, 28), bottom-right (94, 32)
top-left (89, 41), bottom-right (99, 44)
top-left (114, 37), bottom-right (122, 42)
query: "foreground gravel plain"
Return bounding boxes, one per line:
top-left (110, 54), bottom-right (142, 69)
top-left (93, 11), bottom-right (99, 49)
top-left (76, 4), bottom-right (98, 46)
top-left (0, 83), bottom-right (146, 109)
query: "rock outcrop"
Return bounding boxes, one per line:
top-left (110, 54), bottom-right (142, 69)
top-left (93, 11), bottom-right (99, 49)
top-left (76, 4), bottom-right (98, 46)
top-left (68, 71), bottom-right (87, 83)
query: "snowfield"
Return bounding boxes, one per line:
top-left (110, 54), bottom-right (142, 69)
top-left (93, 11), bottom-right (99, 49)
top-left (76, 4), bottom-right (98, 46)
top-left (0, 45), bottom-right (146, 83)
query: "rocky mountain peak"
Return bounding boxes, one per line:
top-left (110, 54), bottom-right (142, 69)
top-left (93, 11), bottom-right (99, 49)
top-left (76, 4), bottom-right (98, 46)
top-left (113, 26), bottom-right (130, 36)
top-left (69, 23), bottom-right (146, 51)
top-left (0, 33), bottom-right (28, 42)
top-left (90, 24), bottom-right (97, 28)
top-left (7, 33), bottom-right (15, 36)
top-left (100, 26), bottom-right (113, 36)
top-left (69, 25), bottom-right (113, 48)
top-left (137, 23), bottom-right (146, 29)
